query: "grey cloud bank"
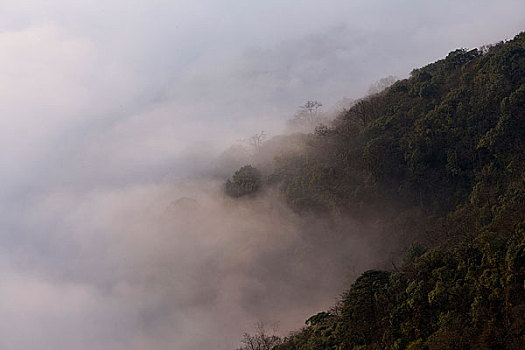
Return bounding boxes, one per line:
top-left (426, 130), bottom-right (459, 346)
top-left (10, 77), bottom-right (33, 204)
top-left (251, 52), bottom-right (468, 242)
top-left (0, 1), bottom-right (523, 349)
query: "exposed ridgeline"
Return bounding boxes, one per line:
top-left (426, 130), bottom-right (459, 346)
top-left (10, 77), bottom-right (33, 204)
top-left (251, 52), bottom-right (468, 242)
top-left (229, 32), bottom-right (525, 349)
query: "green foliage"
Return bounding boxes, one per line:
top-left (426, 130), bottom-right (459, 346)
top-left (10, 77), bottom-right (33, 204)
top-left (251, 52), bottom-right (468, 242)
top-left (268, 32), bottom-right (524, 218)
top-left (255, 33), bottom-right (525, 350)
top-left (305, 312), bottom-right (334, 326)
top-left (276, 223), bottom-right (524, 349)
top-left (225, 165), bottom-right (262, 197)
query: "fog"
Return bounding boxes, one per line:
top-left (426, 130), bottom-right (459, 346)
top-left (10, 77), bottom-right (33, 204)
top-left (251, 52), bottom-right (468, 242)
top-left (0, 1), bottom-right (524, 349)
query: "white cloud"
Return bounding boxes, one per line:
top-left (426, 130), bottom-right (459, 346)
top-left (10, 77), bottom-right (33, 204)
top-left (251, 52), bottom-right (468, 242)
top-left (0, 1), bottom-right (523, 349)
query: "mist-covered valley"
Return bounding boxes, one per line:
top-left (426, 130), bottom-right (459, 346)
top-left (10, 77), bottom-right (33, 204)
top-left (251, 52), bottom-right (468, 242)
top-left (1, 2), bottom-right (524, 350)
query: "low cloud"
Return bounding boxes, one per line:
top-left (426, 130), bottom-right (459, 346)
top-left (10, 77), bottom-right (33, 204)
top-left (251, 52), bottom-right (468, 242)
top-left (0, 1), bottom-right (523, 349)
top-left (1, 179), bottom-right (378, 350)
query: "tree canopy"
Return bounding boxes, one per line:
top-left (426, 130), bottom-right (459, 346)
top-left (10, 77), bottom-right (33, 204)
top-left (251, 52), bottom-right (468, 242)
top-left (231, 32), bottom-right (525, 349)
top-left (225, 165), bottom-right (263, 197)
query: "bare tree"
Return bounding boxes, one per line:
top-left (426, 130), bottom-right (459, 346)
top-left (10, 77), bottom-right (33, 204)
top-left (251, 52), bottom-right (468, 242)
top-left (248, 131), bottom-right (266, 154)
top-left (288, 100), bottom-right (325, 132)
top-left (301, 100), bottom-right (323, 114)
top-left (238, 131), bottom-right (267, 156)
top-left (236, 322), bottom-right (282, 350)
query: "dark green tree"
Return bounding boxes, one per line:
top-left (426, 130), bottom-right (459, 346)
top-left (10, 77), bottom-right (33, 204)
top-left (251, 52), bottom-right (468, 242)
top-left (225, 165), bottom-right (262, 197)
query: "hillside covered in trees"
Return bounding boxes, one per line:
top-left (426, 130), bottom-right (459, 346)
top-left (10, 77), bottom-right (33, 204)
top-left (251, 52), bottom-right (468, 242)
top-left (229, 32), bottom-right (525, 349)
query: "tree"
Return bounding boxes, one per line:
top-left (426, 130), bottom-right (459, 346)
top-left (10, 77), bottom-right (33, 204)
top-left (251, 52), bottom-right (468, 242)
top-left (236, 323), bottom-right (282, 350)
top-left (238, 131), bottom-right (267, 157)
top-left (288, 100), bottom-right (325, 132)
top-left (247, 131), bottom-right (266, 155)
top-left (224, 165), bottom-right (263, 197)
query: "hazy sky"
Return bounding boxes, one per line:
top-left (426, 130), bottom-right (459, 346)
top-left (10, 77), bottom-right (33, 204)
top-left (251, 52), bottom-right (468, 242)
top-left (0, 1), bottom-right (523, 349)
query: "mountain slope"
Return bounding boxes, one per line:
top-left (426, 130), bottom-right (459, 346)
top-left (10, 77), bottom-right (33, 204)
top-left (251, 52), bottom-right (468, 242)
top-left (232, 32), bottom-right (525, 350)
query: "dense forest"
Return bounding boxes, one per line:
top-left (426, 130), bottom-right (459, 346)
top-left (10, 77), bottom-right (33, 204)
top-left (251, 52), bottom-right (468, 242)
top-left (228, 32), bottom-right (525, 349)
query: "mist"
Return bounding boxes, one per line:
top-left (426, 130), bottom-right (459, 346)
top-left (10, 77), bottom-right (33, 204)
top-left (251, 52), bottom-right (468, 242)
top-left (1, 1), bottom-right (524, 349)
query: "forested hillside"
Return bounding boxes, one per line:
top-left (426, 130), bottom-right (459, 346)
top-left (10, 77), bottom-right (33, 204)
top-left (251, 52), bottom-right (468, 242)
top-left (230, 32), bottom-right (525, 349)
